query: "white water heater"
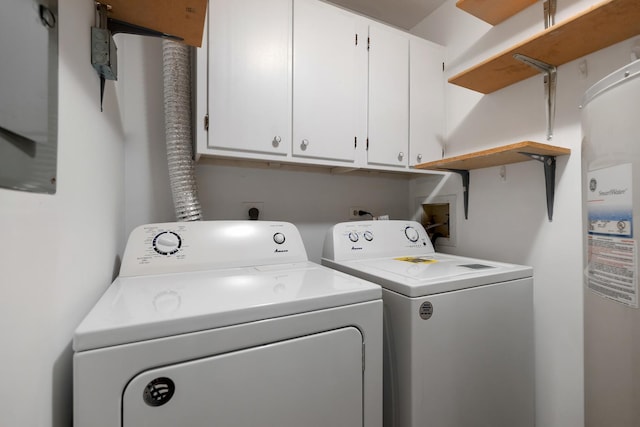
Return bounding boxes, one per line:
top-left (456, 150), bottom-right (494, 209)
top-left (581, 58), bottom-right (640, 426)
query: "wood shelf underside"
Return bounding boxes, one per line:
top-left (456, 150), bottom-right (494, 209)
top-left (414, 141), bottom-right (571, 171)
top-left (449, 0), bottom-right (640, 94)
top-left (101, 0), bottom-right (207, 47)
top-left (455, 0), bottom-right (538, 25)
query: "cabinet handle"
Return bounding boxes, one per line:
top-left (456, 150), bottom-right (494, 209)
top-left (272, 136), bottom-right (281, 147)
top-left (301, 139), bottom-right (309, 150)
top-left (398, 151), bottom-right (404, 160)
top-left (417, 154), bottom-right (422, 162)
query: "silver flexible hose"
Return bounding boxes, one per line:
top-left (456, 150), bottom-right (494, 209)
top-left (162, 40), bottom-right (202, 222)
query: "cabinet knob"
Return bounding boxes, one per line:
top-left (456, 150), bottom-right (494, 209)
top-left (398, 151), bottom-right (404, 160)
top-left (301, 139), bottom-right (309, 150)
top-left (417, 154), bottom-right (423, 162)
top-left (272, 136), bottom-right (281, 147)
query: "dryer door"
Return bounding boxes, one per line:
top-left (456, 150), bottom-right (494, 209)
top-left (122, 327), bottom-right (364, 427)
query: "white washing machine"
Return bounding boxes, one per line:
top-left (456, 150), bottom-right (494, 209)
top-left (322, 220), bottom-right (534, 427)
top-left (73, 221), bottom-right (382, 427)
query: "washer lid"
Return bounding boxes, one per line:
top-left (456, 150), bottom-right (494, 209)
top-left (323, 253), bottom-right (532, 297)
top-left (73, 262), bottom-right (380, 352)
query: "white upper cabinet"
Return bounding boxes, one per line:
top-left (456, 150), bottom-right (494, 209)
top-left (409, 36), bottom-right (444, 166)
top-left (292, 0), bottom-right (364, 163)
top-left (367, 24), bottom-right (409, 169)
top-left (207, 0), bottom-right (292, 158)
top-left (195, 0), bottom-right (444, 174)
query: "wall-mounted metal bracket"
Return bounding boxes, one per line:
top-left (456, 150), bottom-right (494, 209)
top-left (513, 54), bottom-right (557, 141)
top-left (543, 0), bottom-right (557, 28)
top-left (519, 152), bottom-right (557, 221)
top-left (446, 169), bottom-right (470, 220)
top-left (91, 3), bottom-right (116, 111)
top-left (91, 2), bottom-right (183, 111)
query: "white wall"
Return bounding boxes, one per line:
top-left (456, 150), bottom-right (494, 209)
top-left (196, 161), bottom-right (411, 261)
top-left (411, 1), bottom-right (640, 426)
top-left (118, 37), bottom-right (176, 233)
top-left (0, 1), bottom-right (125, 426)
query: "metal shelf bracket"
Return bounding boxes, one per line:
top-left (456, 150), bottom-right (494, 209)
top-left (513, 54), bottom-right (557, 141)
top-left (543, 0), bottom-right (557, 28)
top-left (445, 153), bottom-right (559, 221)
top-left (91, 2), bottom-right (183, 111)
top-left (446, 169), bottom-right (470, 220)
top-left (519, 152), bottom-right (557, 221)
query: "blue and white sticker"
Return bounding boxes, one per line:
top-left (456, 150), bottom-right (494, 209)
top-left (587, 164), bottom-right (633, 237)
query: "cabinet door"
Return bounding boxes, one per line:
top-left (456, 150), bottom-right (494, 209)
top-left (293, 0), bottom-right (361, 163)
top-left (367, 24), bottom-right (409, 168)
top-left (208, 0), bottom-right (291, 156)
top-left (409, 38), bottom-right (444, 166)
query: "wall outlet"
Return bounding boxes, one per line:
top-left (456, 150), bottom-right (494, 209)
top-left (349, 206), bottom-right (364, 220)
top-left (242, 202), bottom-right (264, 220)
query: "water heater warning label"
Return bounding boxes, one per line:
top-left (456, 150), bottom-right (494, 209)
top-left (587, 236), bottom-right (637, 308)
top-left (587, 164), bottom-right (637, 308)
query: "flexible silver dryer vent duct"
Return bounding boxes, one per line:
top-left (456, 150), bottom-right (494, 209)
top-left (162, 39), bottom-right (202, 222)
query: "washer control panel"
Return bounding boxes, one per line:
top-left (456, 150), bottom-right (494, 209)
top-left (120, 221), bottom-right (308, 277)
top-left (323, 220), bottom-right (435, 262)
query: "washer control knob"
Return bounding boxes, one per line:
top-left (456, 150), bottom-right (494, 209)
top-left (153, 231), bottom-right (182, 255)
top-left (273, 232), bottom-right (286, 244)
top-left (363, 231), bottom-right (374, 241)
top-left (404, 226), bottom-right (420, 242)
top-left (348, 232), bottom-right (359, 243)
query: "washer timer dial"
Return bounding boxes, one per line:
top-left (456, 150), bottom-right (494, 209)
top-left (153, 231), bottom-right (182, 255)
top-left (404, 226), bottom-right (420, 242)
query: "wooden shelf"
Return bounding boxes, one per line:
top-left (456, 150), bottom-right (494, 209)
top-left (414, 141), bottom-right (570, 171)
top-left (101, 0), bottom-right (208, 47)
top-left (456, 0), bottom-right (538, 25)
top-left (415, 141), bottom-right (570, 221)
top-left (449, 0), bottom-right (640, 94)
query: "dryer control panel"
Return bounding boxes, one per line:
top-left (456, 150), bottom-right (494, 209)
top-left (120, 221), bottom-right (308, 277)
top-left (323, 220), bottom-right (434, 262)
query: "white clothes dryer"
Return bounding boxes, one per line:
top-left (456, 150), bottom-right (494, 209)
top-left (73, 221), bottom-right (382, 427)
top-left (322, 220), bottom-right (534, 427)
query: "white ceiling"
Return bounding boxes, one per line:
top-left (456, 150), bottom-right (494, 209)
top-left (327, 0), bottom-right (447, 30)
